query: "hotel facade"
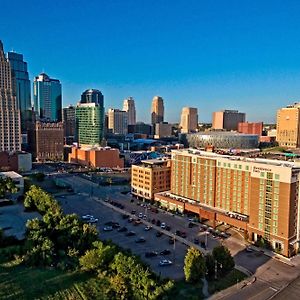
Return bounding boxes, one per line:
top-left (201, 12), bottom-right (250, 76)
top-left (131, 159), bottom-right (171, 201)
top-left (154, 149), bottom-right (300, 257)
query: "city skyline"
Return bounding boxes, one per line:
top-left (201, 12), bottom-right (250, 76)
top-left (3, 1), bottom-right (300, 123)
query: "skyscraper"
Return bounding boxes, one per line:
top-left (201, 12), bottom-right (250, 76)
top-left (0, 40), bottom-right (21, 152)
top-left (180, 107), bottom-right (198, 133)
top-left (212, 110), bottom-right (246, 131)
top-left (81, 89), bottom-right (104, 105)
top-left (7, 51), bottom-right (31, 132)
top-left (76, 89), bottom-right (105, 146)
top-left (33, 73), bottom-right (62, 121)
top-left (108, 109), bottom-right (128, 135)
top-left (276, 103), bottom-right (300, 148)
top-left (151, 96), bottom-right (164, 125)
top-left (123, 97), bottom-right (136, 125)
top-left (62, 105), bottom-right (76, 144)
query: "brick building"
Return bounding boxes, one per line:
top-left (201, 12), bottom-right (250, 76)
top-left (154, 149), bottom-right (300, 257)
top-left (131, 159), bottom-right (171, 200)
top-left (28, 121), bottom-right (64, 162)
top-left (69, 146), bottom-right (124, 169)
top-left (238, 122), bottom-right (263, 135)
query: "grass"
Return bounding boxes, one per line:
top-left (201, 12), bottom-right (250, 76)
top-left (168, 280), bottom-right (204, 300)
top-left (208, 269), bottom-right (247, 294)
top-left (0, 259), bottom-right (110, 300)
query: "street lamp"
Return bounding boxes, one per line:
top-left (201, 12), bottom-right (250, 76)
top-left (205, 232), bottom-right (209, 249)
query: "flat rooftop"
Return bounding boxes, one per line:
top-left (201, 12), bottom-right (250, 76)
top-left (172, 149), bottom-right (300, 169)
top-left (140, 158), bottom-right (169, 165)
top-left (0, 171), bottom-right (22, 179)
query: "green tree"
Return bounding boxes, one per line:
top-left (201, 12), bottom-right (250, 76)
top-left (0, 177), bottom-right (17, 198)
top-left (109, 274), bottom-right (130, 300)
top-left (79, 241), bottom-right (117, 272)
top-left (184, 247), bottom-right (206, 283)
top-left (205, 253), bottom-right (215, 279)
top-left (212, 245), bottom-right (235, 275)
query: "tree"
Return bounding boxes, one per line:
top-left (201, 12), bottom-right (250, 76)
top-left (212, 245), bottom-right (235, 275)
top-left (110, 274), bottom-right (130, 300)
top-left (0, 177), bottom-right (17, 198)
top-left (184, 247), bottom-right (206, 283)
top-left (79, 241), bottom-right (117, 272)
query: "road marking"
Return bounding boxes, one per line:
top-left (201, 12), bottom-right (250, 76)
top-left (269, 287), bottom-right (278, 292)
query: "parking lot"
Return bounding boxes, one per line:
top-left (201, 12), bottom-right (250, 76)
top-left (0, 203), bottom-right (40, 239)
top-left (59, 194), bottom-right (189, 279)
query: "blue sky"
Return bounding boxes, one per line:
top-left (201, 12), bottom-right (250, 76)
top-left (2, 0), bottom-right (300, 123)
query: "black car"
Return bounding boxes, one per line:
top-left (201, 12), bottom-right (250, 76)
top-left (188, 222), bottom-right (195, 228)
top-left (131, 210), bottom-right (136, 215)
top-left (156, 231), bottom-right (163, 237)
top-left (118, 226), bottom-right (128, 232)
top-left (166, 225), bottom-right (171, 231)
top-left (135, 237), bottom-right (146, 243)
top-left (160, 249), bottom-right (171, 255)
top-left (126, 231), bottom-right (136, 236)
top-left (112, 222), bottom-right (120, 229)
top-left (169, 237), bottom-right (175, 244)
top-left (145, 251), bottom-right (158, 258)
top-left (194, 238), bottom-right (199, 245)
top-left (122, 214), bottom-right (129, 219)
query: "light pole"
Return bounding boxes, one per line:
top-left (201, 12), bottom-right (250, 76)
top-left (173, 233), bottom-right (176, 264)
top-left (205, 232), bottom-right (209, 249)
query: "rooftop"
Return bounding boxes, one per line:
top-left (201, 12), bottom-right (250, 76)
top-left (172, 149), bottom-right (300, 169)
top-left (0, 171), bottom-right (22, 179)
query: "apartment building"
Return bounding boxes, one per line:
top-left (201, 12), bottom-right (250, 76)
top-left (131, 159), bottom-right (171, 200)
top-left (154, 149), bottom-right (300, 257)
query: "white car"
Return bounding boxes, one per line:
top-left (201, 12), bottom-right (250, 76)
top-left (138, 212), bottom-right (143, 218)
top-left (144, 225), bottom-right (152, 231)
top-left (159, 259), bottom-right (173, 266)
top-left (82, 215), bottom-right (93, 220)
top-left (103, 226), bottom-right (113, 231)
top-left (160, 222), bottom-right (166, 229)
top-left (88, 218), bottom-right (98, 223)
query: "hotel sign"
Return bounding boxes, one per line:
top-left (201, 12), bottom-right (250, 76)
top-left (252, 166), bottom-right (272, 173)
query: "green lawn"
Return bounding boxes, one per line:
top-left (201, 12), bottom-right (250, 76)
top-left (208, 269), bottom-right (247, 294)
top-left (168, 281), bottom-right (204, 300)
top-left (0, 259), bottom-right (110, 300)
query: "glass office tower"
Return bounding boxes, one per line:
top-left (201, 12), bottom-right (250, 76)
top-left (33, 73), bottom-right (62, 121)
top-left (7, 52), bottom-right (31, 132)
top-left (75, 89), bottom-right (104, 146)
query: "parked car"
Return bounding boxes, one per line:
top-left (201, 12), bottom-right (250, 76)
top-left (103, 226), bottom-right (113, 231)
top-left (128, 217), bottom-right (133, 223)
top-left (118, 226), bottom-right (128, 232)
top-left (126, 231), bottom-right (136, 236)
top-left (145, 251), bottom-right (158, 258)
top-left (143, 215), bottom-right (147, 220)
top-left (160, 249), bottom-right (171, 255)
top-left (188, 222), bottom-right (195, 228)
top-left (138, 212), bottom-right (143, 218)
top-left (82, 215), bottom-right (93, 220)
top-left (135, 237), bottom-right (146, 243)
top-left (169, 237), bottom-right (175, 244)
top-left (88, 218), bottom-right (98, 223)
top-left (131, 210), bottom-right (136, 215)
top-left (151, 219), bottom-right (156, 224)
top-left (160, 222), bottom-right (166, 229)
top-left (122, 214), bottom-right (129, 219)
top-left (156, 231), bottom-right (163, 237)
top-left (194, 238), bottom-right (199, 244)
top-left (144, 225), bottom-right (152, 231)
top-left (159, 259), bottom-right (173, 266)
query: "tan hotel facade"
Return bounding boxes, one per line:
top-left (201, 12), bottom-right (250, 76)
top-left (131, 159), bottom-right (171, 201)
top-left (154, 149), bottom-right (300, 257)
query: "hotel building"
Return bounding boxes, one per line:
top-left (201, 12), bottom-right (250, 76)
top-left (154, 149), bottom-right (300, 257)
top-left (131, 159), bottom-right (171, 200)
